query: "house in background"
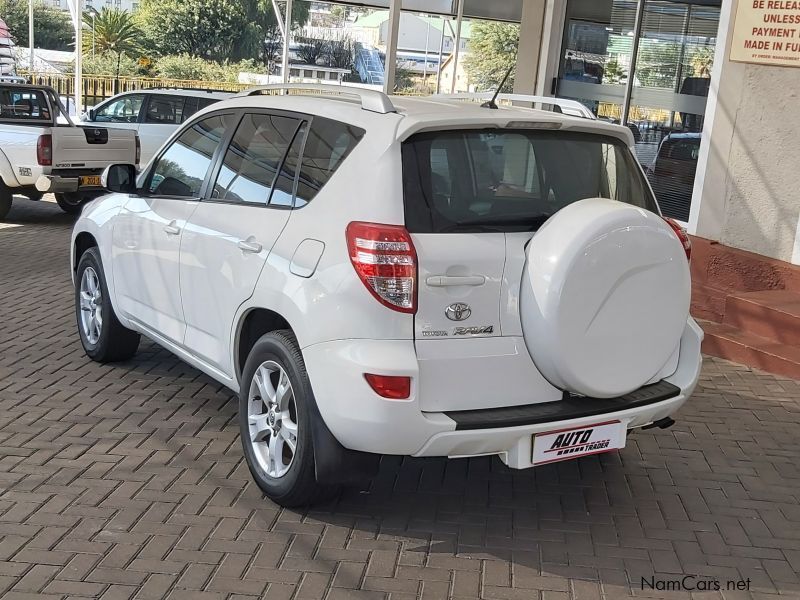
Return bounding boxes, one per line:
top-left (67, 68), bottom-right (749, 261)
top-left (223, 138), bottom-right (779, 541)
top-left (351, 11), bottom-right (471, 59)
top-left (439, 51), bottom-right (473, 93)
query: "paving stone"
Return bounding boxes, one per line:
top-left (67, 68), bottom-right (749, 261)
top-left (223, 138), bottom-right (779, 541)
top-left (1, 199), bottom-right (800, 599)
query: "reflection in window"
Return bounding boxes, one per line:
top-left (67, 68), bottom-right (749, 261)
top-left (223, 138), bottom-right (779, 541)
top-left (94, 94), bottom-right (144, 123)
top-left (213, 114), bottom-right (301, 205)
top-left (295, 117), bottom-right (364, 207)
top-left (270, 123), bottom-right (307, 208)
top-left (149, 114), bottom-right (229, 197)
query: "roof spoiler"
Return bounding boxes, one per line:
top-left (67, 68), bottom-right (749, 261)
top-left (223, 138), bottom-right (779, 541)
top-left (236, 84), bottom-right (396, 115)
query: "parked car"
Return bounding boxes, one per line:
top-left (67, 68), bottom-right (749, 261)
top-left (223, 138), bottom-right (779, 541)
top-left (646, 132), bottom-right (701, 222)
top-left (81, 88), bottom-right (233, 165)
top-left (70, 85), bottom-right (702, 506)
top-left (0, 83), bottom-right (139, 219)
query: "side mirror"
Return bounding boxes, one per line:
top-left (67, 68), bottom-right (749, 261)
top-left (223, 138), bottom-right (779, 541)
top-left (101, 164), bottom-right (137, 194)
top-left (88, 108), bottom-right (96, 121)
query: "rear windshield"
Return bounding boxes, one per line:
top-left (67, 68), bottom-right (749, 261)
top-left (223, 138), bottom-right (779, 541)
top-left (402, 129), bottom-right (658, 233)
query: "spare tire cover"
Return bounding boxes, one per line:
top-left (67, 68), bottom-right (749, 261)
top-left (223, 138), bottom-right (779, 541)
top-left (520, 198), bottom-right (690, 398)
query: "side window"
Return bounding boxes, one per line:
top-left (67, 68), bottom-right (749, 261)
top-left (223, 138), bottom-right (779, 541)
top-left (182, 97), bottom-right (200, 120)
top-left (270, 122), bottom-right (307, 208)
top-left (212, 113), bottom-right (301, 205)
top-left (94, 94), bottom-right (143, 123)
top-left (295, 117), bottom-right (365, 207)
top-left (148, 114), bottom-right (230, 197)
top-left (0, 89), bottom-right (51, 120)
top-left (144, 95), bottom-right (185, 125)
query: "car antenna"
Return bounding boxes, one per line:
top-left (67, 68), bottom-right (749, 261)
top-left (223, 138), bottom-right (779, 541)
top-left (481, 62), bottom-right (516, 110)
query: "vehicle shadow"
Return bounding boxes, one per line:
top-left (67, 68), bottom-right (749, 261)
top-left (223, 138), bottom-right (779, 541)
top-left (117, 342), bottom-right (800, 597)
top-left (6, 206), bottom-right (797, 598)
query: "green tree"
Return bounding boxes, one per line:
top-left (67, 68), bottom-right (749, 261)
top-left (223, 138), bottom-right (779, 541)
top-left (0, 0), bottom-right (72, 52)
top-left (83, 8), bottom-right (142, 79)
top-left (136, 0), bottom-right (308, 64)
top-left (82, 51), bottom-right (140, 77)
top-left (464, 21), bottom-right (519, 92)
top-left (153, 53), bottom-right (257, 82)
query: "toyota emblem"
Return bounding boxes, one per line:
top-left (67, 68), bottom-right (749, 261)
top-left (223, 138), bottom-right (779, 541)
top-left (445, 302), bottom-right (471, 321)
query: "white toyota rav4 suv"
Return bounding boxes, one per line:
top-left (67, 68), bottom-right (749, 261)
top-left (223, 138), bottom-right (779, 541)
top-left (71, 85), bottom-right (703, 506)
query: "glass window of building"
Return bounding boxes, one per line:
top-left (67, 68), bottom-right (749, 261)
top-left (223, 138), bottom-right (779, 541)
top-left (557, 0), bottom-right (720, 222)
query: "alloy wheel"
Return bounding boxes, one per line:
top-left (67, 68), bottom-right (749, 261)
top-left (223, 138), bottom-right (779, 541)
top-left (79, 266), bottom-right (103, 345)
top-left (247, 361), bottom-right (298, 478)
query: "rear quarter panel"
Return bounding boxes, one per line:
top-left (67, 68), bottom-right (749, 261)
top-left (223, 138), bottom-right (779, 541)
top-left (236, 129), bottom-right (412, 356)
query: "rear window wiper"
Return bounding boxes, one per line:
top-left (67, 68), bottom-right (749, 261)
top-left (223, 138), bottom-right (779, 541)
top-left (437, 214), bottom-right (552, 232)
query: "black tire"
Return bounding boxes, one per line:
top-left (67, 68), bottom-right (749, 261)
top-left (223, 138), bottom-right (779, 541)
top-left (75, 247), bottom-right (140, 362)
top-left (239, 330), bottom-right (332, 507)
top-left (56, 192), bottom-right (87, 215)
top-left (0, 181), bottom-right (12, 221)
top-left (25, 191), bottom-right (43, 202)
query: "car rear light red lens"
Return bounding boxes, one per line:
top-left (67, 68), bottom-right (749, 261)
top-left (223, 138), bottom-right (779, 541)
top-left (364, 374), bottom-right (411, 400)
top-left (346, 221), bottom-right (417, 313)
top-left (36, 134), bottom-right (52, 166)
top-left (662, 217), bottom-right (691, 261)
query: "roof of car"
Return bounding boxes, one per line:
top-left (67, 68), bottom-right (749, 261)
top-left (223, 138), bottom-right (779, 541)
top-left (206, 92), bottom-right (636, 146)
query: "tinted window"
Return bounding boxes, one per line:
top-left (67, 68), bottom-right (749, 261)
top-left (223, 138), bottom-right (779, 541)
top-left (212, 113), bottom-right (301, 205)
top-left (663, 139), bottom-right (700, 162)
top-left (270, 123), bottom-right (307, 207)
top-left (403, 130), bottom-right (658, 233)
top-left (295, 117), bottom-right (364, 207)
top-left (144, 95), bottom-right (186, 125)
top-left (0, 88), bottom-right (51, 120)
top-left (94, 94), bottom-right (143, 123)
top-left (149, 114), bottom-right (230, 197)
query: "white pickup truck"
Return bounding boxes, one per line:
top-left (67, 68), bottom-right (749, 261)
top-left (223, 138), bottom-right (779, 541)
top-left (0, 83), bottom-right (139, 220)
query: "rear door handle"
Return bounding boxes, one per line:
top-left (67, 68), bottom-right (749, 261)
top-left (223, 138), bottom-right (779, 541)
top-left (238, 239), bottom-right (263, 254)
top-left (163, 221), bottom-right (180, 235)
top-left (426, 275), bottom-right (486, 287)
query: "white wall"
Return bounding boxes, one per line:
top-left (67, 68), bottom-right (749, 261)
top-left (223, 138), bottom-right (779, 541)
top-left (690, 0), bottom-right (800, 265)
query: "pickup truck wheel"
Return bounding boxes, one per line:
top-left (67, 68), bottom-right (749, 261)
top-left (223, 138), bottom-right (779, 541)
top-left (56, 193), bottom-right (86, 215)
top-left (75, 247), bottom-right (140, 362)
top-left (239, 330), bottom-right (333, 507)
top-left (0, 182), bottom-right (11, 220)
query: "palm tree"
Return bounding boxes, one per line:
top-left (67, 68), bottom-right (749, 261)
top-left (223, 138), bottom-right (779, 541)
top-left (82, 7), bottom-right (142, 83)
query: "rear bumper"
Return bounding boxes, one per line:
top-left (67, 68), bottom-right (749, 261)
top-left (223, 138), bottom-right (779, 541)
top-left (35, 173), bottom-right (103, 193)
top-left (303, 318), bottom-right (703, 462)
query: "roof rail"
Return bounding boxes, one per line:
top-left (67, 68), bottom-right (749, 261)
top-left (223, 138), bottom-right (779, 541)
top-left (433, 92), bottom-right (595, 120)
top-left (236, 84), bottom-right (396, 114)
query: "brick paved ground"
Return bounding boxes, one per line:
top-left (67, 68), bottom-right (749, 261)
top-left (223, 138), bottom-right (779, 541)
top-left (1, 198), bottom-right (800, 600)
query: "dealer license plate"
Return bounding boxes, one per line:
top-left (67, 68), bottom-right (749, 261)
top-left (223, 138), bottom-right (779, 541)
top-left (79, 175), bottom-right (101, 187)
top-left (532, 420), bottom-right (626, 466)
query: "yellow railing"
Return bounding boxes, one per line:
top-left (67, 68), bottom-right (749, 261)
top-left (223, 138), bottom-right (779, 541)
top-left (23, 73), bottom-right (249, 107)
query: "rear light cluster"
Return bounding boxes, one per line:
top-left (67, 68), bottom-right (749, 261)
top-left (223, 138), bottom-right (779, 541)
top-left (662, 217), bottom-right (692, 261)
top-left (135, 134), bottom-right (141, 165)
top-left (36, 134), bottom-right (52, 166)
top-left (346, 221), bottom-right (417, 313)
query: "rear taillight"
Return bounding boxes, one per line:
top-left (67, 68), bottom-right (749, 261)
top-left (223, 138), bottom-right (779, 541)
top-left (364, 374), bottom-right (411, 400)
top-left (134, 134), bottom-right (141, 164)
top-left (36, 134), bottom-right (52, 166)
top-left (346, 221), bottom-right (417, 313)
top-left (662, 217), bottom-right (691, 261)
